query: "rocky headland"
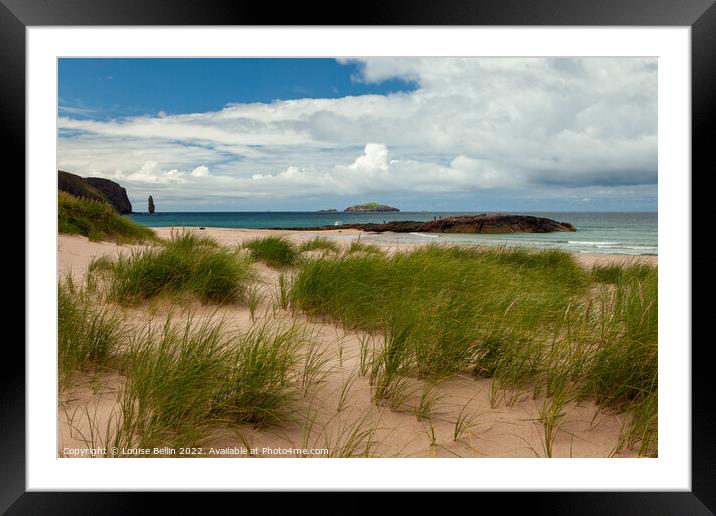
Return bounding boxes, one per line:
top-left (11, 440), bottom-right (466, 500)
top-left (58, 171), bottom-right (133, 214)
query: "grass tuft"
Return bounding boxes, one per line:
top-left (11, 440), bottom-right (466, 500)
top-left (58, 278), bottom-right (127, 387)
top-left (244, 236), bottom-right (299, 267)
top-left (58, 191), bottom-right (156, 243)
top-left (299, 237), bottom-right (340, 254)
top-left (105, 316), bottom-right (318, 452)
top-left (89, 229), bottom-right (255, 305)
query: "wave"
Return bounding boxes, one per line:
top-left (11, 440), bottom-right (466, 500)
top-left (567, 241), bottom-right (621, 246)
top-left (410, 232), bottom-right (439, 238)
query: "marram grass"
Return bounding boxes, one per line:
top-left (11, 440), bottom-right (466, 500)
top-left (89, 230), bottom-right (255, 305)
top-left (59, 238), bottom-right (658, 456)
top-left (58, 277), bottom-right (127, 388)
top-left (290, 244), bottom-right (658, 455)
top-left (114, 317), bottom-right (319, 451)
top-left (291, 244), bottom-right (588, 379)
top-left (244, 236), bottom-right (299, 267)
top-left (299, 237), bottom-right (340, 254)
top-left (58, 191), bottom-right (156, 243)
top-left (59, 283), bottom-right (326, 454)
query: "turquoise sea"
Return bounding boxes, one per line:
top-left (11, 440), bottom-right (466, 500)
top-left (128, 211), bottom-right (657, 256)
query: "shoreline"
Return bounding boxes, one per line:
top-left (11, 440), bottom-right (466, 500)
top-left (147, 226), bottom-right (659, 268)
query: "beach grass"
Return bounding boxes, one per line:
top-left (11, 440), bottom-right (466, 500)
top-left (59, 301), bottom-right (322, 453)
top-left (290, 244), bottom-right (658, 453)
top-left (244, 236), bottom-right (299, 267)
top-left (58, 191), bottom-right (156, 243)
top-left (89, 229), bottom-right (255, 305)
top-left (591, 261), bottom-right (656, 285)
top-left (59, 230), bottom-right (658, 456)
top-left (58, 277), bottom-right (127, 387)
top-left (292, 244), bottom-right (588, 379)
top-left (345, 240), bottom-right (384, 256)
top-left (299, 237), bottom-right (340, 254)
top-left (578, 264), bottom-right (658, 454)
top-left (218, 321), bottom-right (308, 426)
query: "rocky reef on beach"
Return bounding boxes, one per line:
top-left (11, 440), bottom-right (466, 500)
top-left (274, 214), bottom-right (577, 234)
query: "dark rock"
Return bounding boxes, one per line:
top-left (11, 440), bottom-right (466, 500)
top-left (58, 171), bottom-right (107, 204)
top-left (273, 214), bottom-right (577, 234)
top-left (148, 195), bottom-right (155, 214)
top-left (318, 209), bottom-right (338, 212)
top-left (85, 177), bottom-right (133, 214)
top-left (344, 203), bottom-right (399, 212)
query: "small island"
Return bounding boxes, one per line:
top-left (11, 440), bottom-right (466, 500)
top-left (317, 209), bottom-right (337, 212)
top-left (344, 202), bottom-right (399, 212)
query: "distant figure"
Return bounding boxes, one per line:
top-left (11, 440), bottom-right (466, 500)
top-left (148, 195), bottom-right (155, 214)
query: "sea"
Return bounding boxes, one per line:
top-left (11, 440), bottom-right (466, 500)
top-left (127, 211), bottom-right (657, 256)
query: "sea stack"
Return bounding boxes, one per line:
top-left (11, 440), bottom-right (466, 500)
top-left (148, 195), bottom-right (155, 214)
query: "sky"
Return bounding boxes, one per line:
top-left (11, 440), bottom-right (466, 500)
top-left (58, 58), bottom-right (657, 212)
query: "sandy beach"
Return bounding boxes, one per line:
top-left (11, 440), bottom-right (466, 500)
top-left (58, 228), bottom-right (657, 458)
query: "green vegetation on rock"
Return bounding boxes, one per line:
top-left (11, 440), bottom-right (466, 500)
top-left (58, 191), bottom-right (155, 243)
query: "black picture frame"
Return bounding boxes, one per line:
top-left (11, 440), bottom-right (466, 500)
top-left (7, 0), bottom-right (711, 513)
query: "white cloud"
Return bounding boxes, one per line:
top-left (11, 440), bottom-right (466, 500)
top-left (348, 143), bottom-right (390, 171)
top-left (58, 58), bottom-right (657, 209)
top-left (190, 165), bottom-right (210, 177)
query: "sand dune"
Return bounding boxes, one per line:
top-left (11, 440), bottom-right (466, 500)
top-left (58, 228), bottom-right (655, 458)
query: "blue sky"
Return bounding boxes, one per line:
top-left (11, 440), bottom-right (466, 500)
top-left (58, 58), bottom-right (658, 212)
top-left (59, 58), bottom-right (417, 119)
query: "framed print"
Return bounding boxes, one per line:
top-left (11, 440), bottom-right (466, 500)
top-left (7, 0), bottom-right (713, 512)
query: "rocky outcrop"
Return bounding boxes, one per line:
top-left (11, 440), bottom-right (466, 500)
top-left (318, 209), bottom-right (337, 212)
top-left (58, 171), bottom-right (108, 204)
top-left (59, 171), bottom-right (133, 214)
top-left (84, 177), bottom-right (133, 214)
top-left (148, 195), bottom-right (155, 214)
top-left (273, 214), bottom-right (576, 234)
top-left (344, 203), bottom-right (399, 212)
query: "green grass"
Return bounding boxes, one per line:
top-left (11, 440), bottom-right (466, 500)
top-left (577, 265), bottom-right (658, 454)
top-left (58, 278), bottom-right (127, 387)
top-left (109, 316), bottom-right (313, 452)
top-left (58, 282), bottom-right (323, 453)
top-left (58, 191), bottom-right (156, 243)
top-left (218, 321), bottom-right (307, 426)
top-left (89, 230), bottom-right (255, 305)
top-left (299, 237), bottom-right (340, 254)
top-left (292, 245), bottom-right (587, 379)
top-left (244, 236), bottom-right (299, 267)
top-left (591, 262), bottom-right (656, 285)
top-left (345, 240), bottom-right (384, 256)
top-left (290, 244), bottom-right (658, 454)
top-left (59, 237), bottom-right (658, 456)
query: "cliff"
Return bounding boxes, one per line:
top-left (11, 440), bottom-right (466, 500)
top-left (85, 177), bottom-right (133, 214)
top-left (58, 171), bottom-right (133, 214)
top-left (57, 171), bottom-right (107, 204)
